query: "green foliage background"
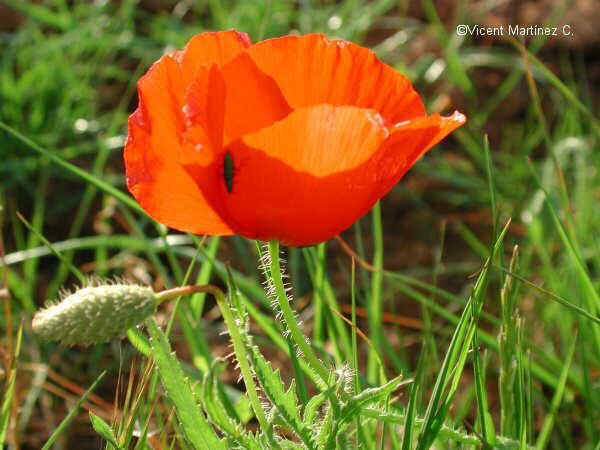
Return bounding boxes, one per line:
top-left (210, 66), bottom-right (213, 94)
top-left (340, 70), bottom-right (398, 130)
top-left (0, 0), bottom-right (598, 448)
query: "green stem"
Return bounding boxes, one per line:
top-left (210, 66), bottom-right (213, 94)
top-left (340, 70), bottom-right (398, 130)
top-left (268, 241), bottom-right (330, 385)
top-left (312, 243), bottom-right (326, 345)
top-left (157, 284), bottom-right (268, 431)
top-left (155, 285), bottom-right (213, 304)
top-left (367, 201), bottom-right (384, 383)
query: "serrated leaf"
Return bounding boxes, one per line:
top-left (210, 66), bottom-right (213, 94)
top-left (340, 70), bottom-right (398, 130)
top-left (314, 402), bottom-right (334, 448)
top-left (250, 346), bottom-right (315, 450)
top-left (234, 394), bottom-right (254, 425)
top-left (340, 375), bottom-right (410, 426)
top-left (200, 363), bottom-right (240, 435)
top-left (303, 391), bottom-right (328, 426)
top-left (318, 376), bottom-right (410, 449)
top-left (146, 319), bottom-right (225, 450)
top-left (90, 412), bottom-right (119, 448)
top-left (279, 440), bottom-right (307, 449)
top-left (127, 327), bottom-right (152, 357)
top-left (199, 362), bottom-right (260, 449)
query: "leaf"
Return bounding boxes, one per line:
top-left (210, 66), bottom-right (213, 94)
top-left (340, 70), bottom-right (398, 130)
top-left (146, 319), bottom-right (225, 450)
top-left (90, 412), bottom-right (120, 448)
top-left (314, 401), bottom-right (335, 449)
top-left (339, 375), bottom-right (410, 427)
top-left (318, 376), bottom-right (411, 450)
top-left (127, 327), bottom-right (152, 357)
top-left (473, 340), bottom-right (495, 445)
top-left (279, 442), bottom-right (308, 450)
top-left (303, 390), bottom-right (328, 426)
top-left (199, 362), bottom-right (255, 447)
top-left (401, 377), bottom-right (419, 450)
top-left (249, 345), bottom-right (316, 450)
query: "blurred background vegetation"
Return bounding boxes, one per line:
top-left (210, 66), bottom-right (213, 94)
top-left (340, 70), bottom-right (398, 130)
top-left (0, 0), bottom-right (599, 448)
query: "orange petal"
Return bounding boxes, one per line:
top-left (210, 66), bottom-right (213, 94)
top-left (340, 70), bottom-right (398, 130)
top-left (211, 108), bottom-right (465, 245)
top-left (246, 34), bottom-right (425, 124)
top-left (173, 30), bottom-right (252, 88)
top-left (219, 52), bottom-right (292, 144)
top-left (371, 111), bottom-right (467, 189)
top-left (240, 105), bottom-right (389, 176)
top-left (182, 64), bottom-right (226, 152)
top-left (124, 105), bottom-right (233, 235)
top-left (218, 105), bottom-right (391, 245)
top-left (136, 31), bottom-right (250, 128)
top-left (124, 33), bottom-right (242, 235)
top-left (125, 30), bottom-right (465, 245)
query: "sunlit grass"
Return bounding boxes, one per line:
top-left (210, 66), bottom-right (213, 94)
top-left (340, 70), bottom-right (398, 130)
top-left (1, 0), bottom-right (599, 448)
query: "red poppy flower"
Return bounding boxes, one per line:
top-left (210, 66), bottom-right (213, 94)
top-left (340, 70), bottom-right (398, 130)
top-left (124, 31), bottom-right (465, 246)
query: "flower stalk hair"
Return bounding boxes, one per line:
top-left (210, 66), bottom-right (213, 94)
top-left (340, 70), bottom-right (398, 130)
top-left (124, 30), bottom-right (465, 246)
top-left (265, 241), bottom-right (330, 385)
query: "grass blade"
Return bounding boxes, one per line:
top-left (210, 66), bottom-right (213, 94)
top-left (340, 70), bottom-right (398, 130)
top-left (535, 332), bottom-right (578, 449)
top-left (0, 120), bottom-right (145, 215)
top-left (494, 264), bottom-right (600, 327)
top-left (498, 245), bottom-right (521, 438)
top-left (41, 371), bottom-right (106, 450)
top-left (510, 42), bottom-right (600, 136)
top-left (0, 324), bottom-right (22, 445)
top-left (16, 211), bottom-right (86, 284)
top-left (89, 412), bottom-right (119, 448)
top-left (416, 220), bottom-right (510, 449)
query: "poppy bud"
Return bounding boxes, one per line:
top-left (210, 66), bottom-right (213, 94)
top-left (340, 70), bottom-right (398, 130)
top-left (32, 283), bottom-right (157, 346)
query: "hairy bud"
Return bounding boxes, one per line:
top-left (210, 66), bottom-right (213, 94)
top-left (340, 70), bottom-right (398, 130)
top-left (32, 283), bottom-right (157, 346)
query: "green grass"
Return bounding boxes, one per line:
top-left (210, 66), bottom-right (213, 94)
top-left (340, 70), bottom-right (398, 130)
top-left (1, 0), bottom-right (599, 448)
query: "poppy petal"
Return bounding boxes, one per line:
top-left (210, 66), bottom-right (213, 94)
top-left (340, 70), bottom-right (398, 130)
top-left (240, 104), bottom-right (389, 176)
top-left (219, 105), bottom-right (391, 245)
top-left (371, 111), bottom-right (467, 192)
top-left (137, 30), bottom-right (251, 130)
top-left (124, 107), bottom-right (233, 235)
top-left (182, 63), bottom-right (226, 152)
top-left (219, 52), bottom-right (293, 144)
top-left (213, 108), bottom-right (465, 245)
top-left (124, 52), bottom-right (233, 235)
top-left (246, 34), bottom-right (425, 123)
top-left (173, 30), bottom-right (252, 88)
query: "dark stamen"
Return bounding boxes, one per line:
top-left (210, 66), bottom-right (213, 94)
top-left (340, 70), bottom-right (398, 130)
top-left (224, 151), bottom-right (234, 193)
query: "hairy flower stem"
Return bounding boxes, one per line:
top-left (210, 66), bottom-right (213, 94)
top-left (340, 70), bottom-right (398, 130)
top-left (178, 284), bottom-right (269, 431)
top-left (155, 285), bottom-right (219, 304)
top-left (267, 241), bottom-right (330, 384)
